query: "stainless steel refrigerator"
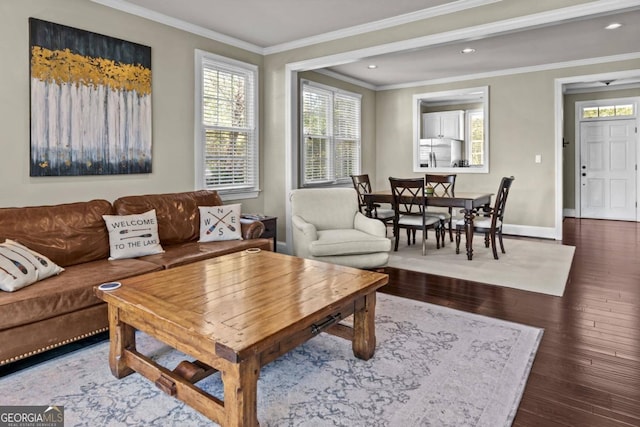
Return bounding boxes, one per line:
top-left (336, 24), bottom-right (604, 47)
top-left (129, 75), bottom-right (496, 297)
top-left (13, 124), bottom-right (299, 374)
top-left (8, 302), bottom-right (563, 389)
top-left (418, 138), bottom-right (463, 168)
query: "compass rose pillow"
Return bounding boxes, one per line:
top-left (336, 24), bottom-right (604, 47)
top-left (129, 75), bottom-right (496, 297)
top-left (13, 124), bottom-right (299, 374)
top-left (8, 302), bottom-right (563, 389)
top-left (198, 204), bottom-right (242, 242)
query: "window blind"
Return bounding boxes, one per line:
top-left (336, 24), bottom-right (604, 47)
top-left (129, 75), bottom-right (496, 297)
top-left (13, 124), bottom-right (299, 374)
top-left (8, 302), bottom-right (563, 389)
top-left (301, 81), bottom-right (361, 186)
top-left (198, 54), bottom-right (258, 193)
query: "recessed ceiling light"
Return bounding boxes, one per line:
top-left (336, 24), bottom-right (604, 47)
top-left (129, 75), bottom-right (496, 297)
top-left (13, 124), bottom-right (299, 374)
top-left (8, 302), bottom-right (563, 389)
top-left (367, 64), bottom-right (378, 69)
top-left (605, 23), bottom-right (622, 30)
top-left (461, 48), bottom-right (476, 54)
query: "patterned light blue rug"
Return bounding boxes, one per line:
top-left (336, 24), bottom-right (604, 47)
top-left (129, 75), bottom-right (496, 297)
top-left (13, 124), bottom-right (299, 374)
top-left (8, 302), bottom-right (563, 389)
top-left (1, 294), bottom-right (542, 426)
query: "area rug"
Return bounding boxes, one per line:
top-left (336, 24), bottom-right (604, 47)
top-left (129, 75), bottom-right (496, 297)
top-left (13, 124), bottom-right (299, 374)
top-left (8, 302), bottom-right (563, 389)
top-left (387, 235), bottom-right (575, 296)
top-left (0, 294), bottom-right (542, 427)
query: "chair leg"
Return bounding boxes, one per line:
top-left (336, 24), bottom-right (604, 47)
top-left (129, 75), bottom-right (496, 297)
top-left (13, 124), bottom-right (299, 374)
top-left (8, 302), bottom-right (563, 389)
top-left (422, 228), bottom-right (427, 256)
top-left (448, 218), bottom-right (453, 242)
top-left (455, 227), bottom-right (461, 254)
top-left (440, 220), bottom-right (446, 246)
top-left (490, 231), bottom-right (499, 259)
top-left (484, 233), bottom-right (490, 248)
top-left (498, 229), bottom-right (506, 254)
top-left (406, 229), bottom-right (411, 245)
top-left (412, 229), bottom-right (416, 244)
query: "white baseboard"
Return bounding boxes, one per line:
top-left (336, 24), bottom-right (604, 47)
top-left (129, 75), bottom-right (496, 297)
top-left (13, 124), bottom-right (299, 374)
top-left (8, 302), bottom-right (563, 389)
top-left (502, 224), bottom-right (558, 240)
top-left (564, 209), bottom-right (576, 218)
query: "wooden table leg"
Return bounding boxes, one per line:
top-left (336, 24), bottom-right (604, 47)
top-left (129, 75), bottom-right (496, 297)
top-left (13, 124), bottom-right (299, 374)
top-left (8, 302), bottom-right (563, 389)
top-left (222, 355), bottom-right (260, 427)
top-left (108, 305), bottom-right (136, 378)
top-left (352, 292), bottom-right (377, 360)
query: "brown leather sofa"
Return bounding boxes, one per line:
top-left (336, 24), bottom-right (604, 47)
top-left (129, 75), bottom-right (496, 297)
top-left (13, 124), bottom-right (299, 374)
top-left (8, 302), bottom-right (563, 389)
top-left (0, 190), bottom-right (272, 366)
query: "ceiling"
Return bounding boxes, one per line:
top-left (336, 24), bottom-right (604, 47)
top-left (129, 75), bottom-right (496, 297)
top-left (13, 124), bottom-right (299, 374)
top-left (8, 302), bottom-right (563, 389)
top-left (95, 0), bottom-right (640, 89)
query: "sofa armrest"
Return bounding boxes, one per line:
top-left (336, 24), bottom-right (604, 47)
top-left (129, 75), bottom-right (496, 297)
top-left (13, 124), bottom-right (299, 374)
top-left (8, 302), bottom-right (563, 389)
top-left (292, 215), bottom-right (318, 241)
top-left (241, 220), bottom-right (265, 240)
top-left (354, 212), bottom-right (387, 237)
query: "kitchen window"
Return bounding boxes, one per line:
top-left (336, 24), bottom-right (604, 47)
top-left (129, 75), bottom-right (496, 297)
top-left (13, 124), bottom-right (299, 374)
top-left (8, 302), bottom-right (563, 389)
top-left (301, 80), bottom-right (361, 186)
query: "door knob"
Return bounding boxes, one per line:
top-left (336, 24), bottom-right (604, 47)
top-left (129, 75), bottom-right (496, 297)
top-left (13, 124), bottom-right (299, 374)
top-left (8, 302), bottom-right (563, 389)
top-left (582, 173), bottom-right (586, 176)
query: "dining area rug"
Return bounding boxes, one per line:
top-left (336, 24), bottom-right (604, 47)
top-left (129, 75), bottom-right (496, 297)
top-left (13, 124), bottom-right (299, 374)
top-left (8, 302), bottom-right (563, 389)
top-left (1, 294), bottom-right (542, 426)
top-left (387, 234), bottom-right (575, 296)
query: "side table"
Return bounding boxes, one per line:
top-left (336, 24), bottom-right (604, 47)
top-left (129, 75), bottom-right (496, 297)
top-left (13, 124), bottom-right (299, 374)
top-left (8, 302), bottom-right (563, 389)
top-left (241, 215), bottom-right (277, 252)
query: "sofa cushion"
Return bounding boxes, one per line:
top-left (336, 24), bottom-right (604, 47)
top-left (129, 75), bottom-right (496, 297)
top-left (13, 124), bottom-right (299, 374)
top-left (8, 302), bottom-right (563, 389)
top-left (0, 199), bottom-right (113, 267)
top-left (102, 209), bottom-right (164, 260)
top-left (0, 240), bottom-right (64, 292)
top-left (0, 258), bottom-right (161, 331)
top-left (310, 229), bottom-right (392, 257)
top-left (198, 204), bottom-right (242, 242)
top-left (137, 238), bottom-right (273, 269)
top-left (114, 190), bottom-right (224, 245)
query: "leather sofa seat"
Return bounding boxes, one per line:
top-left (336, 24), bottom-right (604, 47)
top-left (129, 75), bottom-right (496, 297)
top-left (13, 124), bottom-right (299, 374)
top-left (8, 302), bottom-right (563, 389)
top-left (0, 258), bottom-right (161, 331)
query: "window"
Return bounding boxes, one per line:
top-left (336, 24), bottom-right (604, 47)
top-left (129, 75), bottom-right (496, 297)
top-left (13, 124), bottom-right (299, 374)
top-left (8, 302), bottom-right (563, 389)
top-left (467, 109), bottom-right (484, 166)
top-left (581, 103), bottom-right (634, 119)
top-left (195, 50), bottom-right (258, 198)
top-left (301, 80), bottom-right (361, 186)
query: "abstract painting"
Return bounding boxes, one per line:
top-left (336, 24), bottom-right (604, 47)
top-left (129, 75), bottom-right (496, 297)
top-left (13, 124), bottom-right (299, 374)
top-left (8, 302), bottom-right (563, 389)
top-left (29, 18), bottom-right (152, 176)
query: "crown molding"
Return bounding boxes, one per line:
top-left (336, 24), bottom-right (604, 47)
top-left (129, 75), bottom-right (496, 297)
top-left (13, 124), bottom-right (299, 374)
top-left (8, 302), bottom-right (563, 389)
top-left (90, 0), bottom-right (264, 54)
top-left (92, 0), bottom-right (500, 55)
top-left (262, 0), bottom-right (501, 55)
top-left (93, 0), bottom-right (639, 59)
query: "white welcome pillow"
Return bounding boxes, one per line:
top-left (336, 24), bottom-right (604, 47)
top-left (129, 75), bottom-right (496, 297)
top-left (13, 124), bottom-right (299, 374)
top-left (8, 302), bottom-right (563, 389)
top-left (102, 209), bottom-right (164, 260)
top-left (0, 240), bottom-right (64, 292)
top-left (198, 204), bottom-right (242, 242)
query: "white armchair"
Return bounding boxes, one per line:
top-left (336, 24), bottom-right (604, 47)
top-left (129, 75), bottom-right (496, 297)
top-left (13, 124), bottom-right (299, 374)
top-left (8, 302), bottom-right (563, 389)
top-left (290, 188), bottom-right (392, 269)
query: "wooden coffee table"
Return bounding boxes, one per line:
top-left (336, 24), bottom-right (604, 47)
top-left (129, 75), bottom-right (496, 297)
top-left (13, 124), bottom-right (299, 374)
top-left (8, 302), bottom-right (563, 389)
top-left (94, 250), bottom-right (388, 426)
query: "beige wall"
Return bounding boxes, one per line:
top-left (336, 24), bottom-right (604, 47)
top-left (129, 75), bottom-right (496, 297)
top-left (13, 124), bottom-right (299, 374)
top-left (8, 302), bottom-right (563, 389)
top-left (563, 88), bottom-right (640, 210)
top-left (0, 0), bottom-right (263, 214)
top-left (2, 0), bottom-right (638, 245)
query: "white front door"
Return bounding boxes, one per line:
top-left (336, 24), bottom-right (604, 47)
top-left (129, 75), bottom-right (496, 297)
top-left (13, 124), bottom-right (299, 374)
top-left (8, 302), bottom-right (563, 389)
top-left (580, 119), bottom-right (637, 220)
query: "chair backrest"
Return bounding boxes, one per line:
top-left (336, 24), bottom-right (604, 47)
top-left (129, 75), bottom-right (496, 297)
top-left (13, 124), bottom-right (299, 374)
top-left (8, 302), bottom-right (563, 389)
top-left (388, 177), bottom-right (425, 217)
top-left (350, 174), bottom-right (372, 213)
top-left (425, 174), bottom-right (456, 197)
top-left (491, 176), bottom-right (515, 229)
top-left (290, 188), bottom-right (359, 230)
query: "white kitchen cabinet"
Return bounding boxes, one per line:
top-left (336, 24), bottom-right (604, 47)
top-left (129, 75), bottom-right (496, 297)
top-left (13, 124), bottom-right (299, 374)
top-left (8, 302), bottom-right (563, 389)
top-left (421, 110), bottom-right (464, 139)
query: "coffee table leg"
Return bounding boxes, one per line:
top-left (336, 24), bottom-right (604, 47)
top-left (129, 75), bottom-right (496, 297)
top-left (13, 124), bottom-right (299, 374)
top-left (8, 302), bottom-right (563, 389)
top-left (108, 305), bottom-right (136, 378)
top-left (222, 355), bottom-right (260, 427)
top-left (352, 292), bottom-right (377, 360)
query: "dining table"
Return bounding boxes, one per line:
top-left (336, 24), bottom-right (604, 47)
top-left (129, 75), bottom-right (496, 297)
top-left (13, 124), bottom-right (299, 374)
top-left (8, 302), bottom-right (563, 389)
top-left (363, 190), bottom-right (493, 260)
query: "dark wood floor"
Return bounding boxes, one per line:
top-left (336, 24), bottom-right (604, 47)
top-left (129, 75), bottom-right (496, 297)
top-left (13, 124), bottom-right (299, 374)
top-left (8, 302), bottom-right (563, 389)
top-left (380, 218), bottom-right (640, 426)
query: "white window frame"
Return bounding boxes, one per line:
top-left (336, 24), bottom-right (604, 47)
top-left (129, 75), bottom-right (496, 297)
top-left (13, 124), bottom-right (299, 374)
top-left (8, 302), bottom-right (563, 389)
top-left (300, 80), bottom-right (361, 187)
top-left (194, 49), bottom-right (259, 200)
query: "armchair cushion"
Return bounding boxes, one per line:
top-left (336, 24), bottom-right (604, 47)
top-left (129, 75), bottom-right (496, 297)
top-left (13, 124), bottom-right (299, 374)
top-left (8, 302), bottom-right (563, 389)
top-left (310, 229), bottom-right (391, 257)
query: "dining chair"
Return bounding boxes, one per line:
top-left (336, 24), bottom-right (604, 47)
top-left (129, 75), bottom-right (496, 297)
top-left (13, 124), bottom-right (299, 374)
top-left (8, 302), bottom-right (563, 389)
top-left (455, 176), bottom-right (515, 259)
top-left (389, 177), bottom-right (442, 255)
top-left (424, 173), bottom-right (457, 243)
top-left (351, 174), bottom-right (394, 225)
